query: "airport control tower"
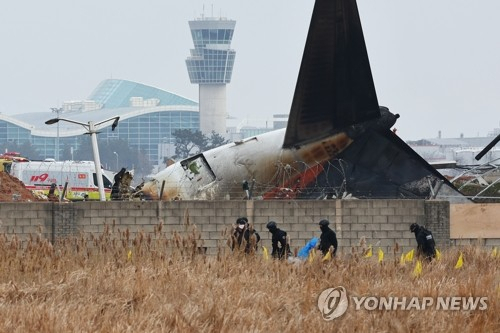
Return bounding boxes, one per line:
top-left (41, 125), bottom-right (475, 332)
top-left (186, 15), bottom-right (236, 136)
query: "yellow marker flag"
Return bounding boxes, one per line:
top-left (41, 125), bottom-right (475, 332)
top-left (378, 248), bottom-right (384, 263)
top-left (127, 250), bottom-right (132, 261)
top-left (404, 249), bottom-right (414, 262)
top-left (308, 249), bottom-right (316, 263)
top-left (262, 246), bottom-right (269, 261)
top-left (412, 260), bottom-right (422, 277)
top-left (400, 253), bottom-right (405, 266)
top-left (364, 246), bottom-right (373, 258)
top-left (455, 252), bottom-right (464, 269)
top-left (491, 247), bottom-right (498, 258)
top-left (435, 249), bottom-right (441, 261)
top-left (322, 250), bottom-right (332, 262)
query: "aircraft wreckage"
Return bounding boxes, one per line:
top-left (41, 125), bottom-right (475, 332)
top-left (125, 0), bottom-right (467, 202)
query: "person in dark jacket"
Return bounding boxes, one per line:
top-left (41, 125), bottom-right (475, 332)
top-left (410, 223), bottom-right (436, 261)
top-left (232, 217), bottom-right (260, 254)
top-left (266, 221), bottom-right (291, 259)
top-left (111, 167), bottom-right (126, 200)
top-left (318, 219), bottom-right (338, 256)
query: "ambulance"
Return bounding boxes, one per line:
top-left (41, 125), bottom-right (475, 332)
top-left (10, 160), bottom-right (114, 200)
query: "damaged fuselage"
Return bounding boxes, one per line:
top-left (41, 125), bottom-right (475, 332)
top-left (141, 130), bottom-right (350, 200)
top-left (140, 108), bottom-right (401, 200)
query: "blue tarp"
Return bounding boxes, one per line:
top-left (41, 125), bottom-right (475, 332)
top-left (297, 237), bottom-right (319, 259)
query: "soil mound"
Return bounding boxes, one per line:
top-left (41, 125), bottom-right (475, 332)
top-left (0, 172), bottom-right (45, 202)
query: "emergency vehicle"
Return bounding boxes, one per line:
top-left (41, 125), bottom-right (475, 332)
top-left (10, 160), bottom-right (114, 200)
top-left (0, 152), bottom-right (29, 172)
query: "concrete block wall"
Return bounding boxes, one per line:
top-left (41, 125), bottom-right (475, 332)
top-left (0, 199), bottom-right (452, 257)
top-left (424, 200), bottom-right (451, 248)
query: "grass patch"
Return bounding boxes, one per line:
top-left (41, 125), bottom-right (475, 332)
top-left (0, 225), bottom-right (498, 332)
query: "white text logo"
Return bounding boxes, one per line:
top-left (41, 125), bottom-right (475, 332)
top-left (352, 296), bottom-right (488, 311)
top-left (319, 287), bottom-right (488, 320)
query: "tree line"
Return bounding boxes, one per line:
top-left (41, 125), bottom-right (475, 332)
top-left (172, 129), bottom-right (229, 159)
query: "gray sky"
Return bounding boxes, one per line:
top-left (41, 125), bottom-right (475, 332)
top-left (1, 0), bottom-right (499, 141)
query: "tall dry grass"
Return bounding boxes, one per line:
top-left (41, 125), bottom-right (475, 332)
top-left (0, 223), bottom-right (498, 333)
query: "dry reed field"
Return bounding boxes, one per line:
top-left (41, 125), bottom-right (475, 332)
top-left (0, 223), bottom-right (498, 333)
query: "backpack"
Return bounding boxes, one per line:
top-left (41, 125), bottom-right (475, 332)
top-left (420, 227), bottom-right (436, 249)
top-left (421, 227), bottom-right (433, 239)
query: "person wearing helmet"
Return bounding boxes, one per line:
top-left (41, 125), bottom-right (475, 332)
top-left (318, 219), bottom-right (338, 256)
top-left (232, 217), bottom-right (260, 254)
top-left (410, 223), bottom-right (436, 261)
top-left (266, 221), bottom-right (291, 259)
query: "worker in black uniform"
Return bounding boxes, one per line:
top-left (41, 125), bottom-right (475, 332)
top-left (266, 221), bottom-right (291, 259)
top-left (111, 167), bottom-right (126, 200)
top-left (410, 223), bottom-right (436, 261)
top-left (318, 219), bottom-right (338, 257)
top-left (232, 217), bottom-right (260, 254)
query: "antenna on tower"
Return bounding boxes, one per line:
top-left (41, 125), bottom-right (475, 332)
top-left (211, 4), bottom-right (213, 17)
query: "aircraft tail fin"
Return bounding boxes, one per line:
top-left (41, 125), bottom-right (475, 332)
top-left (283, 0), bottom-right (380, 148)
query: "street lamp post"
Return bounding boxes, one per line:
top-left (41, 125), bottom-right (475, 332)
top-left (45, 116), bottom-right (120, 201)
top-left (113, 151), bottom-right (119, 170)
top-left (50, 107), bottom-right (63, 160)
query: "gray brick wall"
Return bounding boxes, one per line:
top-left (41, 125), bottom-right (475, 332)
top-left (0, 199), bottom-right (460, 256)
top-left (424, 201), bottom-right (451, 248)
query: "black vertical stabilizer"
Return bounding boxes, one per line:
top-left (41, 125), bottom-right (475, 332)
top-left (283, 0), bottom-right (380, 148)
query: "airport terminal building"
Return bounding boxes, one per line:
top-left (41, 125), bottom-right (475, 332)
top-left (0, 79), bottom-right (199, 166)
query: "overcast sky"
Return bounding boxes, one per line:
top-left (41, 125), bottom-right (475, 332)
top-left (1, 0), bottom-right (499, 141)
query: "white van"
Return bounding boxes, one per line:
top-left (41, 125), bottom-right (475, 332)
top-left (10, 160), bottom-right (114, 201)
